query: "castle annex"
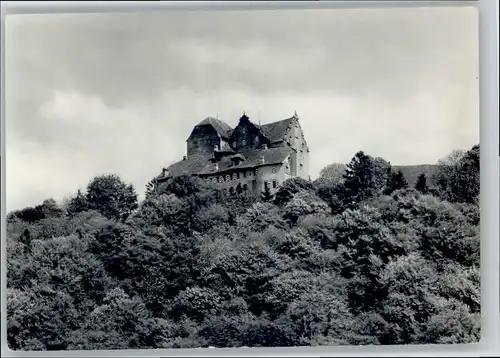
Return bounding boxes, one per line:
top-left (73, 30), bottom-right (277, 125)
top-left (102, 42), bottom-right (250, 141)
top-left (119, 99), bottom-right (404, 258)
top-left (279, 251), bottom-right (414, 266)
top-left (154, 112), bottom-right (310, 196)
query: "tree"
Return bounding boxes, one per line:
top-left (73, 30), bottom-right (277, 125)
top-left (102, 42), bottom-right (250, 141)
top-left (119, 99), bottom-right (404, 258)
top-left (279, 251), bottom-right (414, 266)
top-left (384, 170), bottom-right (408, 195)
top-left (433, 149), bottom-right (465, 199)
top-left (67, 288), bottom-right (157, 350)
top-left (317, 163), bottom-right (346, 185)
top-left (415, 173), bottom-right (429, 194)
top-left (261, 183), bottom-right (273, 202)
top-left (274, 177), bottom-right (316, 207)
top-left (449, 145), bottom-right (479, 204)
top-left (432, 145), bottom-right (479, 204)
top-left (85, 174), bottom-right (138, 221)
top-left (9, 207), bottom-right (44, 224)
top-left (145, 180), bottom-right (157, 199)
top-left (65, 190), bottom-right (90, 217)
top-left (38, 199), bottom-right (63, 219)
top-left (343, 151), bottom-right (384, 202)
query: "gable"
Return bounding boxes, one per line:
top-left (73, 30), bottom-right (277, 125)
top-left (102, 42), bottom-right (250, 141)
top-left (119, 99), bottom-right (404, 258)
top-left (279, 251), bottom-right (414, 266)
top-left (260, 117), bottom-right (296, 143)
top-left (192, 117), bottom-right (233, 140)
top-left (230, 114), bottom-right (270, 151)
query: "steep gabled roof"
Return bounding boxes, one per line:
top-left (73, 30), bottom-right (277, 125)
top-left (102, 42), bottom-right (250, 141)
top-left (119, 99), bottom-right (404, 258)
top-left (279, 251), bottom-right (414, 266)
top-left (259, 117), bottom-right (295, 143)
top-left (196, 117), bottom-right (233, 140)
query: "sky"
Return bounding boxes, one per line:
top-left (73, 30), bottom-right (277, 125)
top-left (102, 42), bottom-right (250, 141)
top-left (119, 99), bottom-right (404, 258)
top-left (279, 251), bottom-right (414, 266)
top-left (4, 6), bottom-right (479, 212)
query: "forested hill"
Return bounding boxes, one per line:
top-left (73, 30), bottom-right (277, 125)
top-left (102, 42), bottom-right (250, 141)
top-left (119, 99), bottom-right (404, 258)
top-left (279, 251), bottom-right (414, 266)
top-left (6, 145), bottom-right (479, 351)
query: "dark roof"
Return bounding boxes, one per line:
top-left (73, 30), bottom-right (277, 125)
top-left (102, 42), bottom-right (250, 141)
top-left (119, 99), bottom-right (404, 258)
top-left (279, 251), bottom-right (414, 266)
top-left (196, 117), bottom-right (233, 139)
top-left (157, 155), bottom-right (212, 180)
top-left (259, 117), bottom-right (295, 143)
top-left (157, 147), bottom-right (291, 180)
top-left (198, 147), bottom-right (292, 176)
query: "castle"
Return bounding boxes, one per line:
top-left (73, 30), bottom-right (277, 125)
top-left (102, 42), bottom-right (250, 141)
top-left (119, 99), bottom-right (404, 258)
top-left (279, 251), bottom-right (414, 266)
top-left (154, 112), bottom-right (310, 196)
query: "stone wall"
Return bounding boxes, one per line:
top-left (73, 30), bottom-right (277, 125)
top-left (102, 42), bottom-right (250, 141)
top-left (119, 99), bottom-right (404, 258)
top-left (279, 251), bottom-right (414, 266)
top-left (200, 161), bottom-right (287, 196)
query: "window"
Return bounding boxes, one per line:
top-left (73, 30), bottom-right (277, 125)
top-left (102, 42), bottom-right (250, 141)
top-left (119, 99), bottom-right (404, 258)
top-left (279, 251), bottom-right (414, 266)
top-left (242, 140), bottom-right (246, 145)
top-left (300, 164), bottom-right (304, 172)
top-left (247, 171), bottom-right (252, 177)
top-left (232, 173), bottom-right (237, 180)
top-left (226, 174), bottom-right (230, 181)
top-left (243, 184), bottom-right (249, 191)
top-left (273, 180), bottom-right (278, 188)
top-left (255, 136), bottom-right (259, 143)
top-left (233, 142), bottom-right (236, 147)
top-left (264, 181), bottom-right (269, 189)
top-left (272, 166), bottom-right (277, 173)
top-left (229, 187), bottom-right (235, 195)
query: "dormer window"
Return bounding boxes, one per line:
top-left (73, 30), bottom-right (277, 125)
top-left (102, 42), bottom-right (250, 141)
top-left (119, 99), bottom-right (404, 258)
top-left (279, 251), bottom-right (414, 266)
top-left (230, 154), bottom-right (245, 167)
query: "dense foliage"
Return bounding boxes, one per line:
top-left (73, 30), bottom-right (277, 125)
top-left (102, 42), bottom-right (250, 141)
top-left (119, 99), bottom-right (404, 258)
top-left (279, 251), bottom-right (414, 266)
top-left (6, 145), bottom-right (480, 350)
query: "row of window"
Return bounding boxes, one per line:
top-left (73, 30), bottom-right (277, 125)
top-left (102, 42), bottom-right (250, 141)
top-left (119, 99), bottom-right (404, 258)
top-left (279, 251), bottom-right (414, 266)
top-left (205, 170), bottom-right (254, 183)
top-left (203, 176), bottom-right (279, 190)
top-left (232, 135), bottom-right (259, 148)
top-left (206, 165), bottom-right (279, 182)
top-left (228, 184), bottom-right (249, 194)
top-left (216, 181), bottom-right (278, 193)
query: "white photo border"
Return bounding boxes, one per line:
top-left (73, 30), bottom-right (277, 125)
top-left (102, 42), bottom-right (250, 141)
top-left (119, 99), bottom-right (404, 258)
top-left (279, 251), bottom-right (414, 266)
top-left (1, 1), bottom-right (498, 357)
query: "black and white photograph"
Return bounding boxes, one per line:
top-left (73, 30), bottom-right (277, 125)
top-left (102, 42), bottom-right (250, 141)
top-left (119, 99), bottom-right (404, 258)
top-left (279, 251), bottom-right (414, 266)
top-left (4, 5), bottom-right (480, 351)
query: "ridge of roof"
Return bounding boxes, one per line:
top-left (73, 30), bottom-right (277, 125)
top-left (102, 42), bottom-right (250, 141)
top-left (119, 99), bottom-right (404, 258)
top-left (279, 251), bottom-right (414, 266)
top-left (259, 116), bottom-right (296, 143)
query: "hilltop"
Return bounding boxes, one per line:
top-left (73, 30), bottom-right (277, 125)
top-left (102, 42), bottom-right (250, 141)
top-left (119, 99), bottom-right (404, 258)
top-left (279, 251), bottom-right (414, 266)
top-left (6, 145), bottom-right (479, 350)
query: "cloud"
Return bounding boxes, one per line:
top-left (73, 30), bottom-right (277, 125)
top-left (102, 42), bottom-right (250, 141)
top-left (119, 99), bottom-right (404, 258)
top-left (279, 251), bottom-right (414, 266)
top-left (5, 7), bottom-right (479, 211)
